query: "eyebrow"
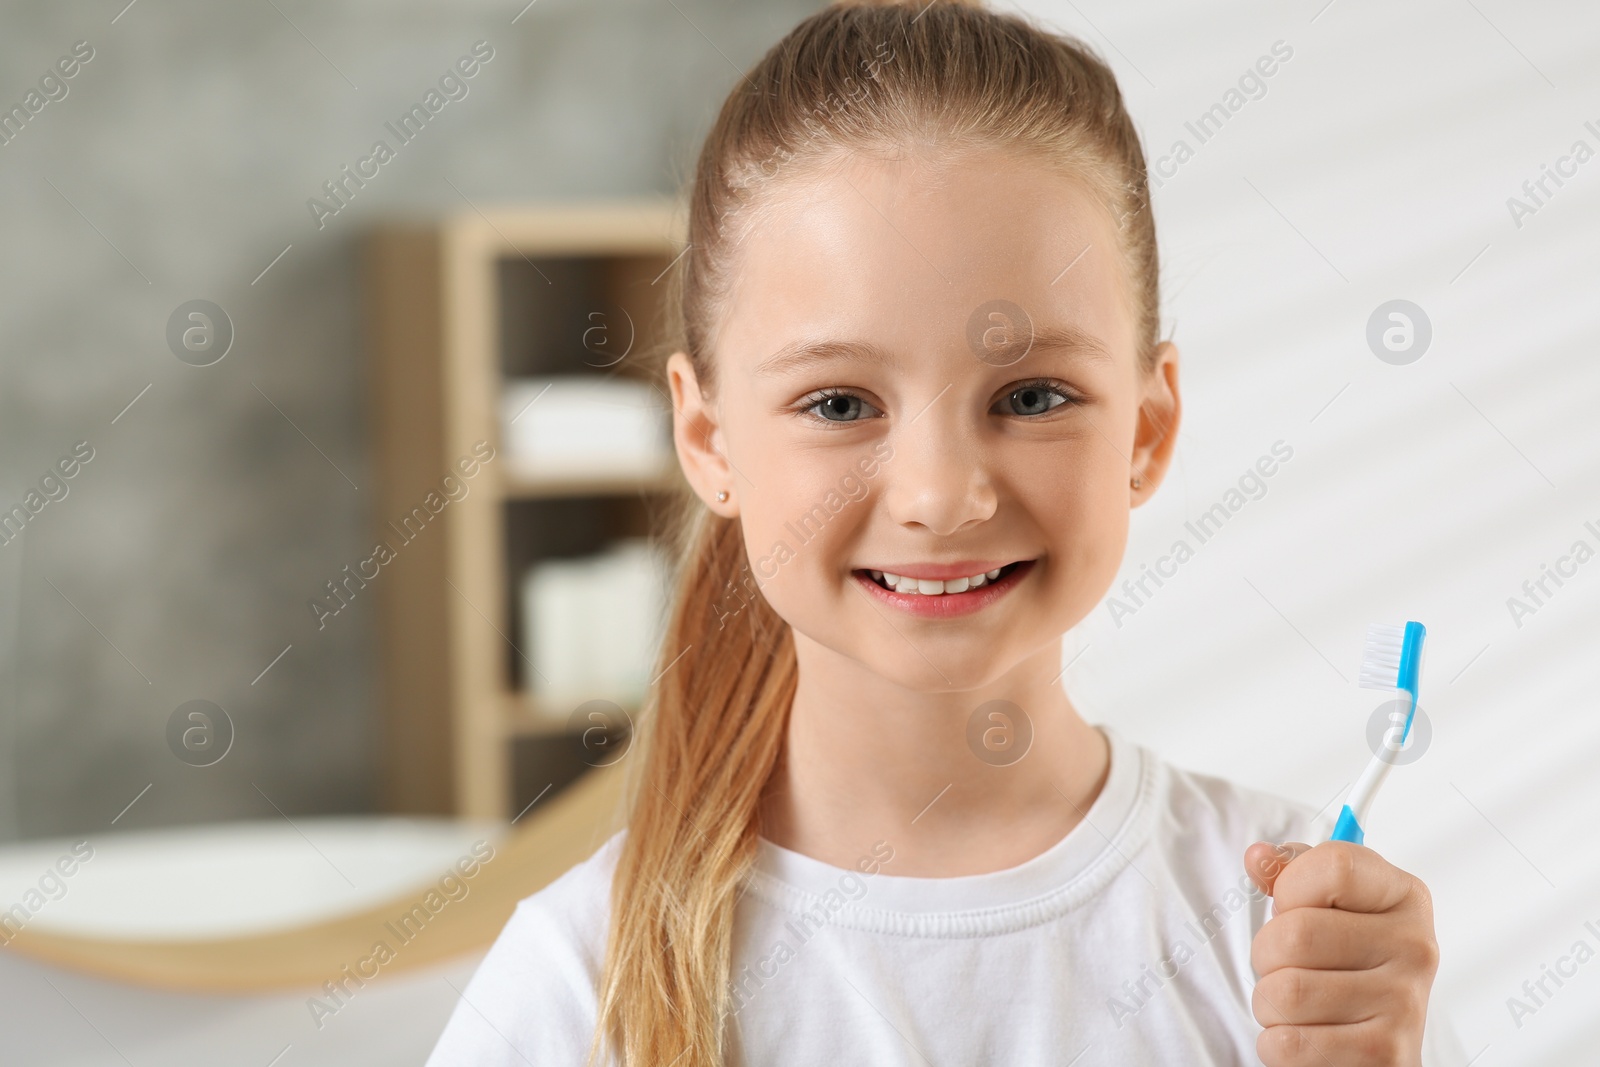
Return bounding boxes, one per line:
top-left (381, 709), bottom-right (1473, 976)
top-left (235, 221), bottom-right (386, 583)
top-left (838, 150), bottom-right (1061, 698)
top-left (753, 324), bottom-right (1114, 377)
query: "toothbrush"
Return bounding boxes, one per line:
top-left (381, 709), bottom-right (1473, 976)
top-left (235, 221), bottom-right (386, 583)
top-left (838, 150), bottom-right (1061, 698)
top-left (1329, 621), bottom-right (1427, 845)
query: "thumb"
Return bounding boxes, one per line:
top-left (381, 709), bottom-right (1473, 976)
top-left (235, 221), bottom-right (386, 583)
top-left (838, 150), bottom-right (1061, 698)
top-left (1244, 840), bottom-right (1311, 898)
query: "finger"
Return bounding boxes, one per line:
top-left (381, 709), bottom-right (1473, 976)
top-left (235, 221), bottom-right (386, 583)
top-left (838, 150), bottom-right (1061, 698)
top-left (1271, 840), bottom-right (1417, 915)
top-left (1252, 966), bottom-right (1384, 1027)
top-left (1251, 907), bottom-right (1395, 974)
top-left (1244, 840), bottom-right (1311, 897)
top-left (1257, 1019), bottom-right (1418, 1067)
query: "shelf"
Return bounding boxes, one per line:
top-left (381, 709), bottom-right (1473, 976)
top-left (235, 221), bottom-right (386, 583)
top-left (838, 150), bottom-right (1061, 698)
top-left (503, 689), bottom-right (643, 738)
top-left (499, 462), bottom-right (682, 501)
top-left (365, 199), bottom-right (684, 820)
top-left (503, 690), bottom-right (576, 737)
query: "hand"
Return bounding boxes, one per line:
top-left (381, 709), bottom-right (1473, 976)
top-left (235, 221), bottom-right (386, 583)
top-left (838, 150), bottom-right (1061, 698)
top-left (1244, 840), bottom-right (1439, 1066)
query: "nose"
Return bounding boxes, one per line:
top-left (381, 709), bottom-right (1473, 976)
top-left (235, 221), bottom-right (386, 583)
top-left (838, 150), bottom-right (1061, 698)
top-left (881, 398), bottom-right (998, 536)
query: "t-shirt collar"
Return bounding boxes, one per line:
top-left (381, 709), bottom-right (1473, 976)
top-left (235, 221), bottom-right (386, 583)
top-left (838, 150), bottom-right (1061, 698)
top-left (746, 725), bottom-right (1152, 935)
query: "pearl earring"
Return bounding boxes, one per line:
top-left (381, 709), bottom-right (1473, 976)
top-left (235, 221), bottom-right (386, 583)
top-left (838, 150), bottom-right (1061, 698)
top-left (716, 490), bottom-right (729, 502)
top-left (1130, 475), bottom-right (1142, 489)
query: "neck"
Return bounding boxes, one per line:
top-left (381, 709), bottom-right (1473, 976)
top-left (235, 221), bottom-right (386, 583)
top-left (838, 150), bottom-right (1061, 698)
top-left (757, 632), bottom-right (1110, 877)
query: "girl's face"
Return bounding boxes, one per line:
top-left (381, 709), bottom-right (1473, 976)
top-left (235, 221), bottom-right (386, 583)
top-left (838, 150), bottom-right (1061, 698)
top-left (669, 149), bottom-right (1180, 693)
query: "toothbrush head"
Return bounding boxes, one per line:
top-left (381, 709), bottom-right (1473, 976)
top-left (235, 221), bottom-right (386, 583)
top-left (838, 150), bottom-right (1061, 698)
top-left (1359, 621), bottom-right (1427, 744)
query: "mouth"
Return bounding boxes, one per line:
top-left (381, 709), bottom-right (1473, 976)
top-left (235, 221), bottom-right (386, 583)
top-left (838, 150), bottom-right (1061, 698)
top-left (852, 560), bottom-right (1035, 617)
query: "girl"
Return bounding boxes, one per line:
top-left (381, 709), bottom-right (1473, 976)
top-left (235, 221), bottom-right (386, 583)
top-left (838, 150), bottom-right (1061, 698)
top-left (429, 1), bottom-right (1454, 1063)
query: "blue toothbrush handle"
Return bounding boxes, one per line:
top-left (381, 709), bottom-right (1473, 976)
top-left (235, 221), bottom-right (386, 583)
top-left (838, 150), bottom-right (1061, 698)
top-left (1330, 804), bottom-right (1365, 845)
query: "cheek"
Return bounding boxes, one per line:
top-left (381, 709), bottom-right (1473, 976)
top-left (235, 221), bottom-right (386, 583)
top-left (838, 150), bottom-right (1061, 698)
top-left (1034, 461), bottom-right (1132, 603)
top-left (728, 454), bottom-right (870, 619)
top-left (734, 536), bottom-right (827, 654)
top-left (738, 480), bottom-right (860, 609)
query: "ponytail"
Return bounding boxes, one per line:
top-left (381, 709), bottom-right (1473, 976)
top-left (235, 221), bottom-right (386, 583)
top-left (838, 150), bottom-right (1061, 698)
top-left (589, 503), bottom-right (795, 1065)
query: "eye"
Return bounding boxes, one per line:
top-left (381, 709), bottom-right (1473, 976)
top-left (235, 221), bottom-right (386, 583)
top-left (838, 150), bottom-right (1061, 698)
top-left (997, 379), bottom-right (1079, 417)
top-left (801, 389), bottom-right (881, 424)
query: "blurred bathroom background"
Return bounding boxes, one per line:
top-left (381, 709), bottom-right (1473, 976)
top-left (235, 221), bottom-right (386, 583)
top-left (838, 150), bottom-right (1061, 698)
top-left (1, 0), bottom-right (1597, 1064)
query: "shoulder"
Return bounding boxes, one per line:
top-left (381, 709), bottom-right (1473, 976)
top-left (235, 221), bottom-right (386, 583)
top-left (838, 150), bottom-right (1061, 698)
top-left (1136, 738), bottom-right (1326, 850)
top-left (1106, 736), bottom-right (1323, 1017)
top-left (508, 827), bottom-right (625, 963)
top-left (425, 831), bottom-right (626, 1067)
top-left (1108, 731), bottom-right (1324, 918)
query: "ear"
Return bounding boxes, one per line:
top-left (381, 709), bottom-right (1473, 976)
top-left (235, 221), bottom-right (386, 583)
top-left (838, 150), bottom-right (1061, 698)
top-left (1130, 340), bottom-right (1180, 506)
top-left (666, 351), bottom-right (737, 517)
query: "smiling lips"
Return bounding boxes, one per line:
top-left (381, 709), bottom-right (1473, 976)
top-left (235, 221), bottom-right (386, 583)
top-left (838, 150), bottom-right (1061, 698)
top-left (869, 565), bottom-right (1007, 595)
top-left (855, 560), bottom-right (1034, 617)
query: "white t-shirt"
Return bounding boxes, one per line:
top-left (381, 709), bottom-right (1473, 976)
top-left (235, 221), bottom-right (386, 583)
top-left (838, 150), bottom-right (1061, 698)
top-left (427, 726), bottom-right (1465, 1065)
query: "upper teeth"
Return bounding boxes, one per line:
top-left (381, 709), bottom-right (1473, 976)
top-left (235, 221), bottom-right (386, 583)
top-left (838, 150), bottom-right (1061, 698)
top-left (870, 567), bottom-right (1005, 595)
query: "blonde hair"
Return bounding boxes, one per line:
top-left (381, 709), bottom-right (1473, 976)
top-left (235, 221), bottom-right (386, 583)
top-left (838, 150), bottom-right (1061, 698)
top-left (589, 1), bottom-right (1160, 1063)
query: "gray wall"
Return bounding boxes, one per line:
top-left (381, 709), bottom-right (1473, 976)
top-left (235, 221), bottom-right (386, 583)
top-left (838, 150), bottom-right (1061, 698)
top-left (0, 0), bottom-right (817, 840)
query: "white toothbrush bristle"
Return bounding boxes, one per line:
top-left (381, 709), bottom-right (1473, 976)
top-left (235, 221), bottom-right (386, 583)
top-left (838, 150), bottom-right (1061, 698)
top-left (1358, 622), bottom-right (1407, 690)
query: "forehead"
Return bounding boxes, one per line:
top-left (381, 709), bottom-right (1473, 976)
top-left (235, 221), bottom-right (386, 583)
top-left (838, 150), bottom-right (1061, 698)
top-left (711, 149), bottom-right (1138, 375)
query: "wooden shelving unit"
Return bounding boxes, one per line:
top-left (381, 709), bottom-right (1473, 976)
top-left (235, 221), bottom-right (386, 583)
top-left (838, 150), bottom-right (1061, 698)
top-left (363, 199), bottom-right (686, 820)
